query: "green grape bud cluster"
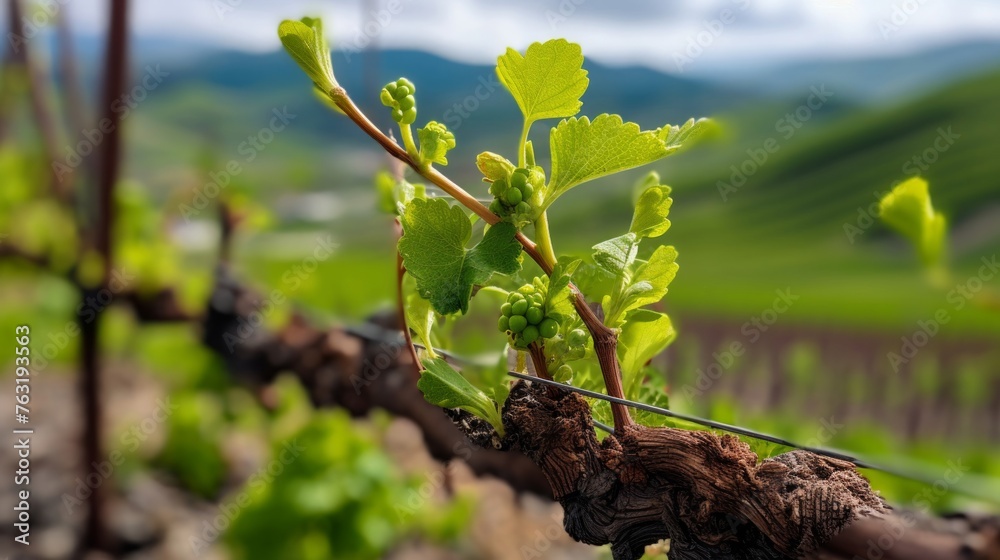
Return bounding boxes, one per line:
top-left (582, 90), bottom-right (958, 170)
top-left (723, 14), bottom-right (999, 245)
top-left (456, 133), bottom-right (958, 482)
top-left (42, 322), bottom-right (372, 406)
top-left (497, 282), bottom-right (559, 348)
top-left (545, 327), bottom-right (589, 382)
top-left (380, 78), bottom-right (417, 125)
top-left (488, 166), bottom-right (544, 227)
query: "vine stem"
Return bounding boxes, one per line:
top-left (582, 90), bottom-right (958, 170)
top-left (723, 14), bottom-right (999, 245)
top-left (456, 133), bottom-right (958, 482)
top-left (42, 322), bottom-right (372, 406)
top-left (517, 119), bottom-right (530, 167)
top-left (81, 0), bottom-right (128, 551)
top-left (400, 122), bottom-right (418, 159)
top-left (533, 211), bottom-right (558, 265)
top-left (528, 341), bottom-right (569, 402)
top-left (394, 218), bottom-right (422, 377)
top-left (527, 342), bottom-right (552, 380)
top-left (330, 87), bottom-right (634, 430)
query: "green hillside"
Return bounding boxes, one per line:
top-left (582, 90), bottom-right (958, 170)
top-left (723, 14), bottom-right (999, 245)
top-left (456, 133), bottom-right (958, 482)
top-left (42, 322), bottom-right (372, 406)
top-left (729, 72), bottom-right (999, 240)
top-left (544, 69), bottom-right (1000, 335)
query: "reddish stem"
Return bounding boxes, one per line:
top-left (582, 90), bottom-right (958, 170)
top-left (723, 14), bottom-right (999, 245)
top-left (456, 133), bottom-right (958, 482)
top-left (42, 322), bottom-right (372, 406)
top-left (527, 342), bottom-right (552, 381)
top-left (394, 218), bottom-right (422, 375)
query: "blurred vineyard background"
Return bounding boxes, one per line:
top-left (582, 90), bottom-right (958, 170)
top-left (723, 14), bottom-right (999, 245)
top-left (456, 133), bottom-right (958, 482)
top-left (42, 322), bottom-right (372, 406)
top-left (1, 1), bottom-right (999, 559)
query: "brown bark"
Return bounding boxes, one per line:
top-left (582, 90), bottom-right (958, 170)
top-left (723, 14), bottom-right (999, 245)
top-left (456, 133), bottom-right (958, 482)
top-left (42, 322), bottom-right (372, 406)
top-left (199, 263), bottom-right (552, 497)
top-left (79, 0), bottom-right (129, 552)
top-left (499, 380), bottom-right (1000, 560)
top-left (822, 513), bottom-right (1000, 560)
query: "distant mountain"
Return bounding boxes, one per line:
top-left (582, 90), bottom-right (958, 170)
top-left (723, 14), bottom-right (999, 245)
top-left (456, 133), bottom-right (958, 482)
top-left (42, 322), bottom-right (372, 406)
top-left (68, 32), bottom-right (1000, 106)
top-left (136, 48), bottom-right (768, 187)
top-left (157, 47), bottom-right (761, 127)
top-left (690, 40), bottom-right (1000, 103)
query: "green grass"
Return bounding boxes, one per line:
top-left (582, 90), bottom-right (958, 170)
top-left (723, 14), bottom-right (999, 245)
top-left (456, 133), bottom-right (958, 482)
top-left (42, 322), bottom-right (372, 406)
top-left (239, 247), bottom-right (397, 322)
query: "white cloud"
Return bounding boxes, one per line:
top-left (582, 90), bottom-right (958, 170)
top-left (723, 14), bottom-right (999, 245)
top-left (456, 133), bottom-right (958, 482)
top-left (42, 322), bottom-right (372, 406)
top-left (13, 0), bottom-right (1000, 72)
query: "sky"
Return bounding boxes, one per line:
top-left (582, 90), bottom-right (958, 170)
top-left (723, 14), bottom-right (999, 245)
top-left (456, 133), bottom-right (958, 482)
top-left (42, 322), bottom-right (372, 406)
top-left (8, 0), bottom-right (1000, 74)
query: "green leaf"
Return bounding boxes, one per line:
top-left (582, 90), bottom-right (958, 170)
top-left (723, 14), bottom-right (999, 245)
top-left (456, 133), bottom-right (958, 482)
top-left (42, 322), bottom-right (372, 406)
top-left (632, 377), bottom-right (673, 427)
top-left (606, 245), bottom-right (679, 326)
top-left (542, 116), bottom-right (712, 209)
top-left (630, 184), bottom-right (673, 239)
top-left (571, 261), bottom-right (616, 304)
top-left (878, 177), bottom-right (947, 267)
top-left (375, 172), bottom-right (425, 215)
top-left (631, 171), bottom-right (661, 201)
top-left (476, 151), bottom-right (515, 183)
top-left (417, 121), bottom-right (456, 167)
top-left (374, 171), bottom-right (396, 214)
top-left (496, 39), bottom-right (588, 124)
top-left (462, 222), bottom-right (524, 289)
top-left (545, 259), bottom-right (582, 323)
top-left (399, 198), bottom-right (522, 315)
top-left (278, 17), bottom-right (337, 93)
top-left (545, 114), bottom-right (668, 208)
top-left (418, 358), bottom-right (504, 435)
top-left (658, 117), bottom-right (716, 155)
top-left (399, 199), bottom-right (473, 314)
top-left (397, 181), bottom-right (425, 210)
top-left (482, 352), bottom-right (512, 406)
top-left (617, 310), bottom-right (676, 398)
top-left (404, 292), bottom-right (437, 359)
top-left (592, 233), bottom-right (638, 278)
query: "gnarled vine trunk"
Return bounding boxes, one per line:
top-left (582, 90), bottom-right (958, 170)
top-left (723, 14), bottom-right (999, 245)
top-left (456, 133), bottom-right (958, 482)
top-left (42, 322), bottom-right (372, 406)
top-left (499, 381), bottom-right (1000, 560)
top-left (200, 264), bottom-right (552, 497)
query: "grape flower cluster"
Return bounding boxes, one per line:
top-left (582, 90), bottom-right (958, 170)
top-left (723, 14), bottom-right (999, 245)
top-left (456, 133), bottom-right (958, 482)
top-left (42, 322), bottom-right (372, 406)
top-left (489, 166), bottom-right (543, 226)
top-left (498, 283), bottom-right (558, 348)
top-left (380, 78), bottom-right (417, 125)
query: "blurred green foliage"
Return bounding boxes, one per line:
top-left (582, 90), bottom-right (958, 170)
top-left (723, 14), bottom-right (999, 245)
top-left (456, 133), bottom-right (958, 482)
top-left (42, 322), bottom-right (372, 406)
top-left (225, 399), bottom-right (473, 559)
top-left (154, 391), bottom-right (228, 498)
